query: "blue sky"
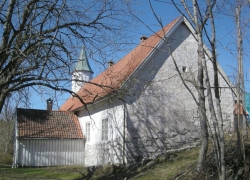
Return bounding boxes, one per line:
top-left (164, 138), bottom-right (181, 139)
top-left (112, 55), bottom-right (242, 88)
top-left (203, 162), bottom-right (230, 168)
top-left (27, 0), bottom-right (250, 110)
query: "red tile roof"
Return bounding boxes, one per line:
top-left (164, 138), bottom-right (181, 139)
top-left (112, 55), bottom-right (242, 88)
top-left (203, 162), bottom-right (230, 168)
top-left (234, 104), bottom-right (248, 116)
top-left (17, 108), bottom-right (84, 139)
top-left (60, 17), bottom-right (181, 111)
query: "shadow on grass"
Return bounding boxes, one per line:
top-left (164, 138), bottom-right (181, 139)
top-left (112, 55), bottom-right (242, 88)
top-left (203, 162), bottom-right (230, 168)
top-left (73, 164), bottom-right (143, 180)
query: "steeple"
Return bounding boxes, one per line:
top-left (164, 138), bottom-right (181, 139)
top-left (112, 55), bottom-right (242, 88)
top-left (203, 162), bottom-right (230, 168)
top-left (74, 46), bottom-right (93, 73)
top-left (72, 46), bottom-right (93, 94)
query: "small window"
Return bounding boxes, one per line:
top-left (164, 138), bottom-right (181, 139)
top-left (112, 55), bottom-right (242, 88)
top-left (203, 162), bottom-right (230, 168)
top-left (102, 118), bottom-right (109, 141)
top-left (182, 66), bottom-right (187, 72)
top-left (86, 122), bottom-right (90, 141)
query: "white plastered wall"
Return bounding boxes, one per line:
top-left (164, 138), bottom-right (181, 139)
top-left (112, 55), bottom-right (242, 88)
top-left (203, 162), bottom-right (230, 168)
top-left (123, 23), bottom-right (234, 163)
top-left (78, 99), bottom-right (125, 166)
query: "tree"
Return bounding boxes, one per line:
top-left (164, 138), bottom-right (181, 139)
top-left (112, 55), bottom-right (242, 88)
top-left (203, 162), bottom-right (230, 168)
top-left (233, 0), bottom-right (248, 169)
top-left (149, 0), bottom-right (229, 178)
top-left (0, 0), bottom-right (135, 113)
top-left (218, 0), bottom-right (249, 172)
top-left (172, 1), bottom-right (228, 178)
top-left (143, 0), bottom-right (209, 172)
top-left (0, 96), bottom-right (15, 163)
top-left (168, 0), bottom-right (214, 174)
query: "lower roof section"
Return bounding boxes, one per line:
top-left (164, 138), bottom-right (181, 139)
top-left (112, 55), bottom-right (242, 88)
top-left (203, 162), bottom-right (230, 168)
top-left (17, 108), bottom-right (84, 139)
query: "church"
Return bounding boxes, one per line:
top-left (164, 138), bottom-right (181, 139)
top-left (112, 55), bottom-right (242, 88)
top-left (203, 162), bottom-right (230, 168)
top-left (13, 16), bottom-right (235, 167)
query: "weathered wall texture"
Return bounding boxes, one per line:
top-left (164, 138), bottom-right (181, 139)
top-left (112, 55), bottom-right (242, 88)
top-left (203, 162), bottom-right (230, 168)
top-left (123, 23), bottom-right (234, 163)
top-left (15, 139), bottom-right (85, 167)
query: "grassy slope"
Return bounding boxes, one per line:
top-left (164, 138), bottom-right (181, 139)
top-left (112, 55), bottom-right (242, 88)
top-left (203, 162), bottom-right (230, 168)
top-left (132, 148), bottom-right (198, 180)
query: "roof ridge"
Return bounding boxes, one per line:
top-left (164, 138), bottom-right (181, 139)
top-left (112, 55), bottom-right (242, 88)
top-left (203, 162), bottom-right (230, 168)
top-left (17, 108), bottom-right (78, 115)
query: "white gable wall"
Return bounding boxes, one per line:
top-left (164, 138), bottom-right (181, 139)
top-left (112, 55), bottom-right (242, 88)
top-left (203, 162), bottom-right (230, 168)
top-left (123, 23), bottom-right (234, 163)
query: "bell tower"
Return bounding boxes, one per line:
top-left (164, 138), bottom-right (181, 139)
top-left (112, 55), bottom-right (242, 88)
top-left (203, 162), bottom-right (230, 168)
top-left (72, 46), bottom-right (93, 94)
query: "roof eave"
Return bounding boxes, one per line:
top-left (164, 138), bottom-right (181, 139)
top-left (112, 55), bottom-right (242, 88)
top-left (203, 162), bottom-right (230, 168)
top-left (71, 92), bottom-right (117, 112)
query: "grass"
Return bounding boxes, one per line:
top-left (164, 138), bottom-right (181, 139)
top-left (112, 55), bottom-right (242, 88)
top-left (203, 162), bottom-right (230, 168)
top-left (0, 147), bottom-right (199, 180)
top-left (0, 165), bottom-right (86, 180)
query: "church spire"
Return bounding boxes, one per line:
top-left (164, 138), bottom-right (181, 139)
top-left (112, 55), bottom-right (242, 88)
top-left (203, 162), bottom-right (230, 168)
top-left (72, 46), bottom-right (93, 94)
top-left (74, 46), bottom-right (93, 73)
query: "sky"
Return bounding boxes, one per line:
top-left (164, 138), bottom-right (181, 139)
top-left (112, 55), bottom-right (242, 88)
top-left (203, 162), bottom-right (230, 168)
top-left (27, 0), bottom-right (250, 110)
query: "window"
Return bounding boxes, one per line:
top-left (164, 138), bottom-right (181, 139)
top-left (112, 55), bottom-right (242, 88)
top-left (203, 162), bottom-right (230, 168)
top-left (102, 118), bottom-right (109, 141)
top-left (86, 122), bottom-right (90, 141)
top-left (182, 66), bottom-right (187, 72)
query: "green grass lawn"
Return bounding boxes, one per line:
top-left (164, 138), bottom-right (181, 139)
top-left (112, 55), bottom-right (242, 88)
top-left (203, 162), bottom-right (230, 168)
top-left (0, 165), bottom-right (87, 180)
top-left (0, 147), bottom-right (199, 180)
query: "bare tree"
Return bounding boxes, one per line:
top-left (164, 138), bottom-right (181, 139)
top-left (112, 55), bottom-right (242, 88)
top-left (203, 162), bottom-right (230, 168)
top-left (219, 0), bottom-right (249, 171)
top-left (168, 0), bottom-right (212, 173)
top-left (0, 0), bottom-right (136, 113)
top-left (153, 0), bottom-right (228, 178)
top-left (234, 0), bottom-right (249, 168)
top-left (235, 0), bottom-right (244, 166)
top-left (176, 1), bottom-right (228, 178)
top-left (0, 96), bottom-right (15, 163)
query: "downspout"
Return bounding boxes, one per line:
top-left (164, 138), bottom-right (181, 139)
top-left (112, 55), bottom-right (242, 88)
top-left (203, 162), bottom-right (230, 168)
top-left (12, 108), bottom-right (19, 168)
top-left (122, 103), bottom-right (126, 166)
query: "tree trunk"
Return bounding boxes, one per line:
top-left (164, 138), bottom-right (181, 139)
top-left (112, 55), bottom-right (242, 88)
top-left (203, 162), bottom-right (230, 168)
top-left (236, 3), bottom-right (245, 165)
top-left (196, 50), bottom-right (208, 172)
top-left (209, 8), bottom-right (226, 179)
top-left (196, 99), bottom-right (208, 172)
top-left (0, 91), bottom-right (7, 114)
top-left (192, 0), bottom-right (209, 172)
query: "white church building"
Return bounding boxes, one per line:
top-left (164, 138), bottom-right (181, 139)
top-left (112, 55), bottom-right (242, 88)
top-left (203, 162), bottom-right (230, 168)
top-left (13, 16), bottom-right (236, 167)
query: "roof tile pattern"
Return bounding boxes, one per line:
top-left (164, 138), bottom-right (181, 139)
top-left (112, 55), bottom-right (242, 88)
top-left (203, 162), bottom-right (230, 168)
top-left (60, 17), bottom-right (180, 111)
top-left (17, 108), bottom-right (84, 139)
